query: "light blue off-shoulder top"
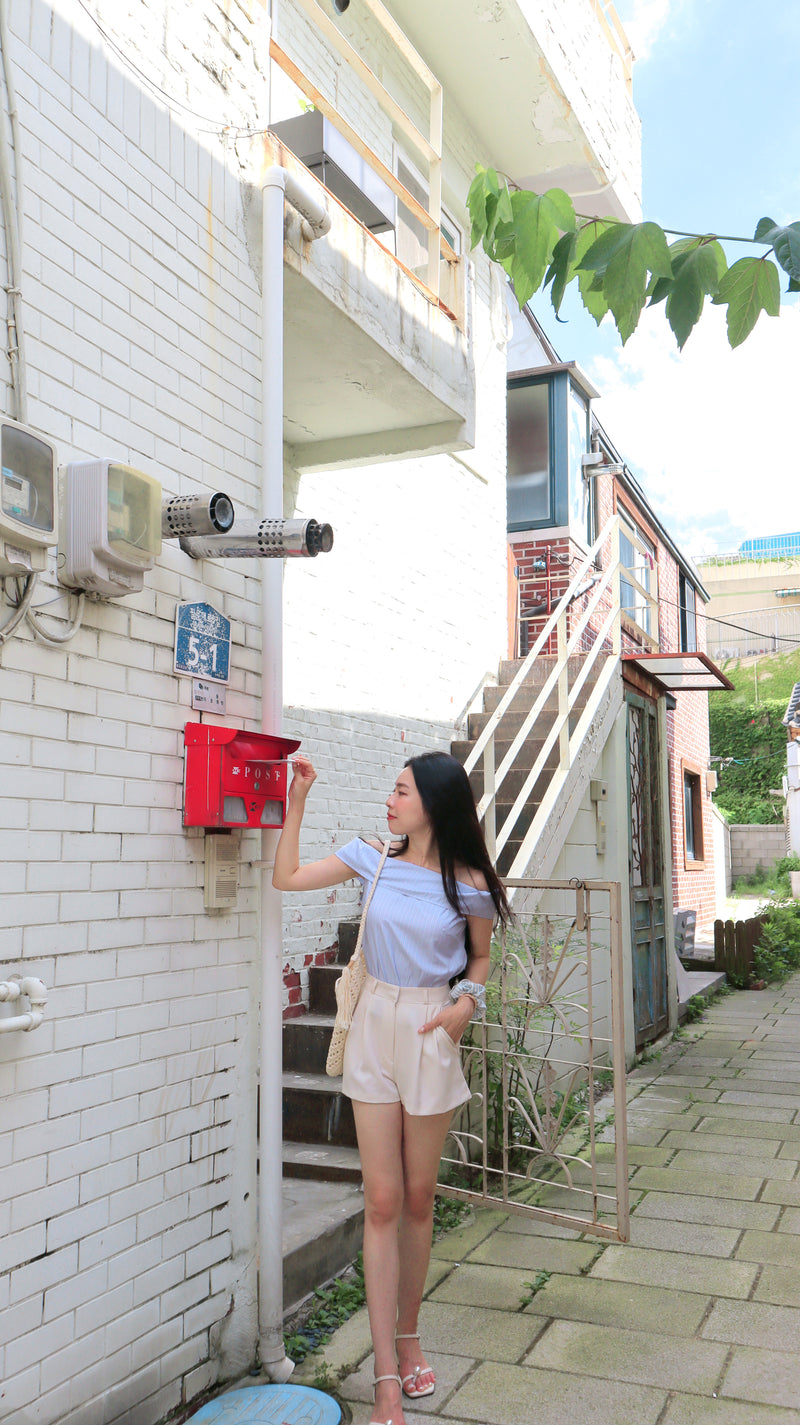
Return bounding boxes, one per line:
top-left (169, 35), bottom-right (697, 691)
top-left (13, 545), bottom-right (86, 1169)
top-left (335, 837), bottom-right (496, 988)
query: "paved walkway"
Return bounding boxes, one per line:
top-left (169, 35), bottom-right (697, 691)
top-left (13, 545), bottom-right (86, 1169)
top-left (296, 976), bottom-right (800, 1424)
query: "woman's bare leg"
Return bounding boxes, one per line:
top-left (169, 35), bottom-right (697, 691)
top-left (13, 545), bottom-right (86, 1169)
top-left (395, 1107), bottom-right (453, 1392)
top-left (352, 1100), bottom-right (406, 1425)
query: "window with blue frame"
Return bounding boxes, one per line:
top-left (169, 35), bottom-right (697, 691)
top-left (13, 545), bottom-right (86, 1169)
top-left (506, 365), bottom-right (597, 546)
top-left (679, 572), bottom-right (698, 652)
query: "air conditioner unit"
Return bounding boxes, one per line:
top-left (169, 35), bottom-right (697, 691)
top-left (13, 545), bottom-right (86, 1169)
top-left (271, 112), bottom-right (396, 234)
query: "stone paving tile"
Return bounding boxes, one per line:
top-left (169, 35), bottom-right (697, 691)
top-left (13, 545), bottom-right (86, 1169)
top-left (695, 1100), bottom-right (794, 1123)
top-left (628, 1166), bottom-right (765, 1199)
top-left (717, 1089), bottom-right (800, 1108)
top-left (760, 1179), bottom-right (800, 1206)
top-left (720, 1345), bottom-right (800, 1410)
top-left (525, 1319), bottom-right (728, 1393)
top-left (626, 1215), bottom-right (740, 1258)
top-left (430, 1208), bottom-right (509, 1262)
top-left (694, 1116), bottom-right (800, 1141)
top-left (338, 1347), bottom-right (472, 1413)
top-left (495, 1214), bottom-right (586, 1240)
top-left (467, 1231), bottom-right (600, 1275)
top-left (626, 1110), bottom-right (704, 1132)
top-left (427, 1262), bottom-right (536, 1312)
top-left (630, 1191), bottom-right (780, 1230)
top-left (623, 1145), bottom-right (674, 1167)
top-left (417, 1300), bottom-right (546, 1363)
top-left (662, 1398), bottom-right (800, 1425)
top-left (661, 1129), bottom-right (782, 1157)
top-left (521, 1273), bottom-right (710, 1336)
top-left (590, 1243), bottom-right (757, 1298)
top-left (441, 1361), bottom-right (666, 1425)
top-left (635, 1085), bottom-right (721, 1102)
top-left (702, 1297), bottom-right (800, 1350)
top-left (776, 1206), bottom-right (800, 1232)
top-left (735, 1227), bottom-right (800, 1266)
top-left (753, 1263), bottom-right (800, 1307)
top-left (667, 1148), bottom-right (796, 1180)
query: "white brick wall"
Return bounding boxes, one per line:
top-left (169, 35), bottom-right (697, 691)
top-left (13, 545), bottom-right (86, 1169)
top-left (0, 0), bottom-right (618, 1420)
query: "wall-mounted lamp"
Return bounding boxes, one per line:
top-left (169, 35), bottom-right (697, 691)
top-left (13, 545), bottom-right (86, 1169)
top-left (581, 452), bottom-right (625, 481)
top-left (331, 0), bottom-right (350, 10)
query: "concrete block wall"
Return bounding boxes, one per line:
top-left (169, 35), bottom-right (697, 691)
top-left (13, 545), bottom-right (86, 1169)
top-left (730, 824), bottom-right (788, 882)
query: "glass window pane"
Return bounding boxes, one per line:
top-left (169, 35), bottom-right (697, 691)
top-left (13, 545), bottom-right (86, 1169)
top-left (507, 383), bottom-right (550, 525)
top-left (567, 387), bottom-right (589, 536)
top-left (684, 773), bottom-right (695, 858)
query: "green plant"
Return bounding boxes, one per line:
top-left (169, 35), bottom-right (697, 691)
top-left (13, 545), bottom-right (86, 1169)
top-left (432, 1196), bottom-right (470, 1240)
top-left (753, 901), bottom-right (800, 983)
top-left (518, 1269), bottom-right (551, 1310)
top-left (684, 994), bottom-right (707, 1023)
top-left (283, 1256), bottom-right (366, 1363)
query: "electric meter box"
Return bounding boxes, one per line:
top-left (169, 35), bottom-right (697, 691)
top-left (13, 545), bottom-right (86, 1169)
top-left (0, 418), bottom-right (57, 577)
top-left (59, 459), bottom-right (162, 595)
top-left (183, 722), bottom-right (301, 830)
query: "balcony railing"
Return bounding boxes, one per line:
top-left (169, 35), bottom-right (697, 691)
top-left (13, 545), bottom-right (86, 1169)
top-left (270, 0), bottom-right (461, 316)
top-left (590, 0), bottom-right (634, 91)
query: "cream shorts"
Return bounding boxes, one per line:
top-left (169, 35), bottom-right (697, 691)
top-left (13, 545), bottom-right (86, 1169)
top-left (342, 974), bottom-right (472, 1116)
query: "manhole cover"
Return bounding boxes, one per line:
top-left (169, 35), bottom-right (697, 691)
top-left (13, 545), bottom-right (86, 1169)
top-left (190, 1384), bottom-right (342, 1423)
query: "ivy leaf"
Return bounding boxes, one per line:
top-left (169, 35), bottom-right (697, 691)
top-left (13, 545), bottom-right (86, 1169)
top-left (545, 230), bottom-right (578, 316)
top-left (754, 216), bottom-right (779, 243)
top-left (663, 240), bottom-right (727, 348)
top-left (578, 221), bottom-right (632, 276)
top-left (592, 223), bottom-right (674, 344)
top-left (752, 218), bottom-right (798, 285)
top-left (542, 187), bottom-right (577, 234)
top-left (467, 165), bottom-right (502, 248)
top-left (575, 220), bottom-right (616, 324)
top-left (499, 190), bottom-right (562, 306)
top-left (712, 256), bottom-right (781, 347)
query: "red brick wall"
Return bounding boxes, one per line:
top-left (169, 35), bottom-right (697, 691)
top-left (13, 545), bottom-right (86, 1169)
top-left (507, 470), bottom-right (716, 925)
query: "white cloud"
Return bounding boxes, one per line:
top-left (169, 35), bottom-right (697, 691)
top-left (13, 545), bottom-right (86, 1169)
top-left (587, 301), bottom-right (800, 560)
top-left (618, 0), bottom-right (678, 63)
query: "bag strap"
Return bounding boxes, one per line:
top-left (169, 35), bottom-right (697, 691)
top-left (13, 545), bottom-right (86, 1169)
top-left (351, 838), bottom-right (391, 958)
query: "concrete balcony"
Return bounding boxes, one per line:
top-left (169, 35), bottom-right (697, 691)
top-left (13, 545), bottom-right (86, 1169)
top-left (245, 133), bottom-right (474, 473)
top-left (385, 0), bottom-right (642, 223)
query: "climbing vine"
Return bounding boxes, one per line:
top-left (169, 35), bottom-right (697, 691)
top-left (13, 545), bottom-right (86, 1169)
top-left (467, 166), bottom-right (799, 349)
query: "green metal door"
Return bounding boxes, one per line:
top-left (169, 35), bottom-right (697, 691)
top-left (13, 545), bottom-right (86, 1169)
top-left (626, 692), bottom-right (668, 1048)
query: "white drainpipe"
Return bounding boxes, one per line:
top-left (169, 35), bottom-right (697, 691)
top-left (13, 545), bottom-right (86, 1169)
top-left (0, 977), bottom-right (47, 1032)
top-left (258, 165), bottom-right (330, 1381)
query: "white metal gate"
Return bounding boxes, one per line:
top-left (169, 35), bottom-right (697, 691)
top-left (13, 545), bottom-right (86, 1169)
top-left (438, 878), bottom-right (629, 1243)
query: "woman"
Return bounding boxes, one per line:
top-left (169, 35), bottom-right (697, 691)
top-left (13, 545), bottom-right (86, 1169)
top-left (274, 749), bottom-right (510, 1425)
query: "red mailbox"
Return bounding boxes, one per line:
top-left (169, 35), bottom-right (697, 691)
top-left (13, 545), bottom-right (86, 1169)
top-left (183, 722), bottom-right (301, 829)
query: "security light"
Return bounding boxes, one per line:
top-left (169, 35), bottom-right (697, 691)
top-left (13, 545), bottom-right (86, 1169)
top-left (332, 0), bottom-right (350, 11)
top-left (0, 418), bottom-right (57, 577)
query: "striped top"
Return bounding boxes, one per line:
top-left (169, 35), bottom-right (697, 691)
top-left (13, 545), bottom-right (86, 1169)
top-left (335, 837), bottom-right (496, 988)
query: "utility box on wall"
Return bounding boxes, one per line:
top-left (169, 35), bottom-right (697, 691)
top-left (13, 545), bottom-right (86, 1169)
top-left (183, 723), bottom-right (301, 829)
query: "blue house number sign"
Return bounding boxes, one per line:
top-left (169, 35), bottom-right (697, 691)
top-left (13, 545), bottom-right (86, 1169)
top-left (174, 602), bottom-right (231, 684)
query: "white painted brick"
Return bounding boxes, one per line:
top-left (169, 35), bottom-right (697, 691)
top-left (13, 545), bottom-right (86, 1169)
top-left (47, 1133), bottom-right (110, 1185)
top-left (78, 1217), bottom-right (137, 1272)
top-left (9, 1243), bottom-right (78, 1306)
top-left (0, 1220), bottom-right (47, 1274)
top-left (43, 1261), bottom-right (108, 1323)
top-left (39, 1324), bottom-right (107, 1394)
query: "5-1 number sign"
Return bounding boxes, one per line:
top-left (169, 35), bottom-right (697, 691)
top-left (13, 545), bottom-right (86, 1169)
top-left (174, 602), bottom-right (231, 684)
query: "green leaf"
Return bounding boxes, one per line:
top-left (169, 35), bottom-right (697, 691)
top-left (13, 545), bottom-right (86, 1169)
top-left (754, 216), bottom-right (779, 243)
top-left (597, 223), bottom-right (674, 343)
top-left (578, 221), bottom-right (632, 275)
top-left (545, 230), bottom-right (579, 316)
top-left (664, 240), bottom-right (727, 348)
top-left (575, 221), bottom-right (615, 324)
top-left (467, 165), bottom-right (502, 249)
top-left (712, 256), bottom-right (781, 347)
top-left (501, 190), bottom-right (561, 306)
top-left (542, 187), bottom-right (576, 234)
top-left (753, 216), bottom-right (800, 283)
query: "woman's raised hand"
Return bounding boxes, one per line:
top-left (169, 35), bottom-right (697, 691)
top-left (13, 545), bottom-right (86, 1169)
top-left (288, 754), bottom-right (317, 806)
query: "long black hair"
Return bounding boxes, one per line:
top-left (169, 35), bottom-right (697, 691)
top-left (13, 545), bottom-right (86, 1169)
top-left (393, 751), bottom-right (511, 926)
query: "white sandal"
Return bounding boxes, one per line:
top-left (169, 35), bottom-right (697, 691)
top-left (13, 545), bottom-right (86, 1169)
top-left (372, 1371), bottom-right (402, 1424)
top-left (396, 1331), bottom-right (436, 1399)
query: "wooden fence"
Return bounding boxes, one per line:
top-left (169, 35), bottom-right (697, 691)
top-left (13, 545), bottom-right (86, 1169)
top-left (713, 916), bottom-right (766, 982)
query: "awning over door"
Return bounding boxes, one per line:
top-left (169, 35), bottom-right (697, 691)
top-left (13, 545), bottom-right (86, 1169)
top-left (622, 651), bottom-right (734, 693)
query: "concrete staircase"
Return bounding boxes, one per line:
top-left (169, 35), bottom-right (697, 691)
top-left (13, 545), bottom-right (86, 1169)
top-left (281, 919), bottom-right (364, 1313)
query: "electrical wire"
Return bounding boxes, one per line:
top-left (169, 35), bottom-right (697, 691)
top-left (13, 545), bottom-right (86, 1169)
top-left (26, 589), bottom-right (86, 646)
top-left (0, 569), bottom-right (34, 650)
top-left (74, 0), bottom-right (269, 137)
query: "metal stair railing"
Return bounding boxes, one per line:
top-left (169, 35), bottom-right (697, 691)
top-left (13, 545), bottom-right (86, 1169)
top-left (466, 515), bottom-right (658, 871)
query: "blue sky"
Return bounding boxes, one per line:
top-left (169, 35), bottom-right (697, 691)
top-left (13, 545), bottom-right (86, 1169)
top-left (528, 0), bottom-right (800, 559)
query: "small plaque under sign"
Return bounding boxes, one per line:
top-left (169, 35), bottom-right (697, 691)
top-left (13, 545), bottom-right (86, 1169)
top-left (192, 680), bottom-right (227, 713)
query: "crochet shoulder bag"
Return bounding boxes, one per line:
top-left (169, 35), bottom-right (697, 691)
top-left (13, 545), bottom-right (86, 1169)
top-left (325, 838), bottom-right (391, 1078)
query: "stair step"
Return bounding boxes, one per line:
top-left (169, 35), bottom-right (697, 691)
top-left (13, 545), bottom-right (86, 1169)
top-left (283, 1069), bottom-right (358, 1147)
top-left (309, 963), bottom-right (339, 1015)
top-left (282, 1176), bottom-right (364, 1316)
top-left (497, 654), bottom-right (608, 686)
top-left (283, 1014), bottom-right (334, 1074)
top-left (283, 1141), bottom-right (362, 1183)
